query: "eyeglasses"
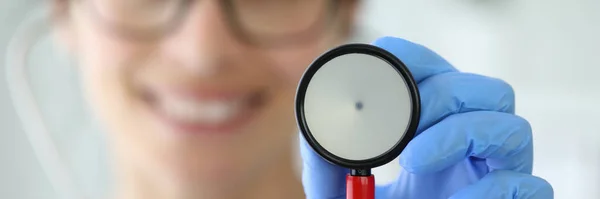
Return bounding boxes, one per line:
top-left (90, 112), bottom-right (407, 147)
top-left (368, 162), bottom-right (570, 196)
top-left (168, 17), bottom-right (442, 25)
top-left (86, 0), bottom-right (342, 48)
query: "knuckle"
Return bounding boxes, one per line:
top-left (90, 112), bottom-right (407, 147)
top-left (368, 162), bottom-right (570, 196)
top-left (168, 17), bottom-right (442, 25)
top-left (524, 175), bottom-right (555, 198)
top-left (430, 72), bottom-right (515, 104)
top-left (508, 114), bottom-right (533, 136)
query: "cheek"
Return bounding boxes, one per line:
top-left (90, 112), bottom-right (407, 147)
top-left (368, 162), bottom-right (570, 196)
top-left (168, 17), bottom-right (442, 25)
top-left (75, 18), bottom-right (154, 93)
top-left (73, 25), bottom-right (151, 133)
top-left (264, 45), bottom-right (326, 84)
top-left (78, 40), bottom-right (132, 103)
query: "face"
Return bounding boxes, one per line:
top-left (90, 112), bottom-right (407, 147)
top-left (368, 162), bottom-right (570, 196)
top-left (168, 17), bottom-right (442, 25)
top-left (53, 0), bottom-right (356, 195)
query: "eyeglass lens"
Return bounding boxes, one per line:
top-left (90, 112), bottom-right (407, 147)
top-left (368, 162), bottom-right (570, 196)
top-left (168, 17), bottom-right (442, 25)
top-left (88, 0), bottom-right (337, 46)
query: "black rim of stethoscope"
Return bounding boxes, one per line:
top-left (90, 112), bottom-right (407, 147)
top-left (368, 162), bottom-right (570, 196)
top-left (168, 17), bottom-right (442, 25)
top-left (295, 43), bottom-right (421, 169)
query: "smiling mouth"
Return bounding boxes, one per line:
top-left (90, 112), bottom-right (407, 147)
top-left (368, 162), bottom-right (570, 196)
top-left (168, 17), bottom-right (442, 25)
top-left (141, 87), bottom-right (267, 134)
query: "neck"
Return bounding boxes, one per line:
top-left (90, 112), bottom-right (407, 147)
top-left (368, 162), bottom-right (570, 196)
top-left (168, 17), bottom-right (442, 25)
top-left (110, 148), bottom-right (305, 199)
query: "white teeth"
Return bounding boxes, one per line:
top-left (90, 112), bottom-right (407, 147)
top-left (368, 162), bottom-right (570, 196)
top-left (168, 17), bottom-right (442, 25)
top-left (160, 96), bottom-right (243, 124)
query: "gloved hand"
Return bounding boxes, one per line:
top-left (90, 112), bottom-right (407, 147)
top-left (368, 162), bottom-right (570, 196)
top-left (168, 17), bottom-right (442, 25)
top-left (299, 36), bottom-right (554, 199)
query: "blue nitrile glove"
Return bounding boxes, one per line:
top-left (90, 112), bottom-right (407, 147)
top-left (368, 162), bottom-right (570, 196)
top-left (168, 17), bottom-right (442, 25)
top-left (299, 37), bottom-right (554, 199)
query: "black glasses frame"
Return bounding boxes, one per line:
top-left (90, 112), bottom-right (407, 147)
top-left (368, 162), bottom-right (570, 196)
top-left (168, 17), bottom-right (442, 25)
top-left (220, 0), bottom-right (341, 48)
top-left (84, 0), bottom-right (343, 48)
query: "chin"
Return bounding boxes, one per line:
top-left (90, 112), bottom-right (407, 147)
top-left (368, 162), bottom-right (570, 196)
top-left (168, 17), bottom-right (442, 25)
top-left (148, 149), bottom-right (260, 193)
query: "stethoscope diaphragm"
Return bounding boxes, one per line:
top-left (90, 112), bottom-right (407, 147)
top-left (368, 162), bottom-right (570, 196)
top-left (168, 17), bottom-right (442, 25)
top-left (295, 43), bottom-right (421, 199)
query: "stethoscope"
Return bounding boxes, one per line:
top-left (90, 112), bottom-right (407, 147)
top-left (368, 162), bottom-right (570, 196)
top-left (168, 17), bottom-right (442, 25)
top-left (5, 4), bottom-right (87, 199)
top-left (295, 44), bottom-right (421, 199)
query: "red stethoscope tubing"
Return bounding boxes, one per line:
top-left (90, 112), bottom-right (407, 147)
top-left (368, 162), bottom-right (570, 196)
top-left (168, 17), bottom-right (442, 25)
top-left (346, 174), bottom-right (375, 199)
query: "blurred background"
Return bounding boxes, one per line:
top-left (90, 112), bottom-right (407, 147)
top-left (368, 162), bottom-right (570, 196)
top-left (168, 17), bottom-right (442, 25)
top-left (2, 0), bottom-right (599, 198)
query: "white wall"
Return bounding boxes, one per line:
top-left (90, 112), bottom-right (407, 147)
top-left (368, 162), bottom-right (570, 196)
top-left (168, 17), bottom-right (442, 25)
top-left (2, 0), bottom-right (599, 198)
top-left (361, 1), bottom-right (600, 198)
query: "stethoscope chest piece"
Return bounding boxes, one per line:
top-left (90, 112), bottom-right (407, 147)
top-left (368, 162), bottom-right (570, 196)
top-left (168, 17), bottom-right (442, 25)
top-left (295, 44), bottom-right (421, 199)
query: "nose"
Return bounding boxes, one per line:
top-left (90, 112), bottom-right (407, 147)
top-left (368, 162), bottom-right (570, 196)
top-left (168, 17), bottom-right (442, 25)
top-left (161, 0), bottom-right (240, 77)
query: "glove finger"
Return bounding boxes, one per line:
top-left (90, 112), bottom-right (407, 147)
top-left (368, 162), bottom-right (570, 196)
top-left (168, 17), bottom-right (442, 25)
top-left (400, 111), bottom-right (533, 174)
top-left (299, 133), bottom-right (349, 199)
top-left (449, 170), bottom-right (554, 199)
top-left (372, 36), bottom-right (458, 83)
top-left (416, 72), bottom-right (515, 133)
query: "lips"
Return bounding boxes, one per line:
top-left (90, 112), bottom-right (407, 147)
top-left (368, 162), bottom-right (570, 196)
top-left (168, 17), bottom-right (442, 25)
top-left (142, 86), bottom-right (266, 134)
